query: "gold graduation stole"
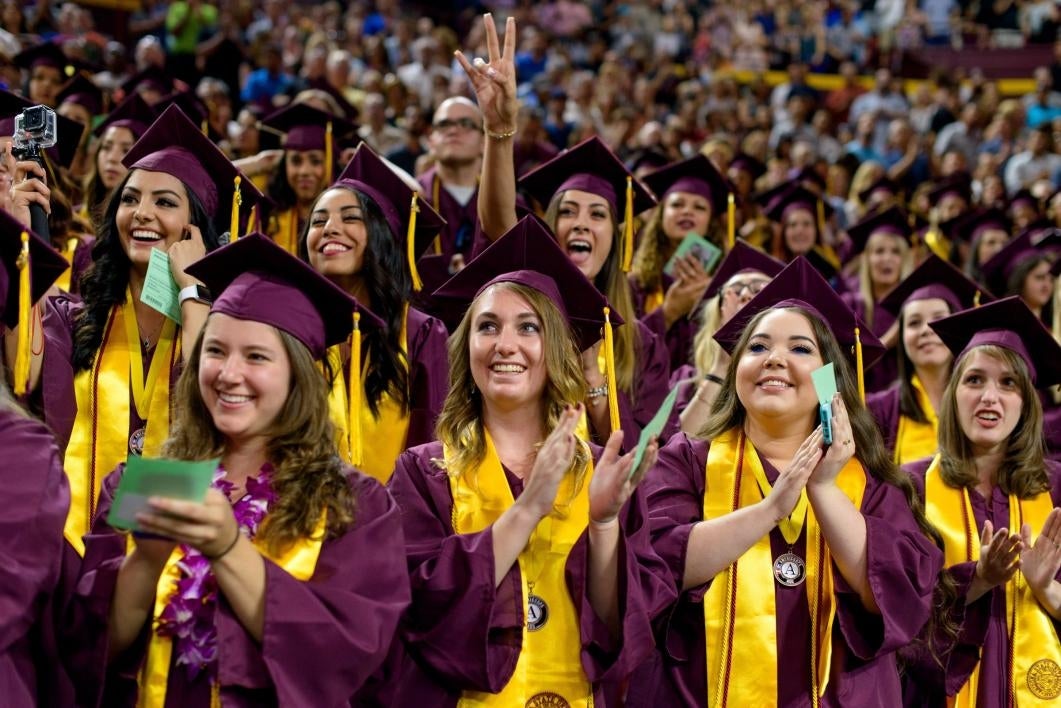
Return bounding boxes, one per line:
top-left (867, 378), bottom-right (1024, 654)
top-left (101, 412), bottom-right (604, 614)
top-left (703, 428), bottom-right (866, 707)
top-left (445, 432), bottom-right (594, 708)
top-left (923, 456), bottom-right (1061, 706)
top-left (138, 514), bottom-right (327, 708)
top-left (643, 287), bottom-right (664, 316)
top-left (327, 305), bottom-right (411, 483)
top-left (55, 237), bottom-right (80, 292)
top-left (63, 293), bottom-right (179, 556)
top-left (270, 208), bottom-right (301, 255)
top-left (894, 376), bottom-right (939, 465)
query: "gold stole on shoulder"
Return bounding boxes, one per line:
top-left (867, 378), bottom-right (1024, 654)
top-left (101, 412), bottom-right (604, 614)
top-left (63, 293), bottom-right (179, 556)
top-left (445, 432), bottom-right (594, 707)
top-left (703, 428), bottom-right (866, 707)
top-left (643, 287), bottom-right (664, 316)
top-left (138, 514), bottom-right (328, 708)
top-left (894, 376), bottom-right (939, 465)
top-left (55, 237), bottom-right (81, 292)
top-left (327, 305), bottom-right (410, 483)
top-left (271, 209), bottom-right (300, 255)
top-left (924, 456), bottom-right (1061, 707)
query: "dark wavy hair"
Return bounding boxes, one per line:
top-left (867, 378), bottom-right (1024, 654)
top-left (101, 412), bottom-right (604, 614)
top-left (265, 149), bottom-right (339, 215)
top-left (298, 185), bottom-right (411, 415)
top-left (71, 171), bottom-right (222, 372)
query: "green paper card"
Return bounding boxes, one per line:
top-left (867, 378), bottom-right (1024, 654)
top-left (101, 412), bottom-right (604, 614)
top-left (811, 363), bottom-right (837, 445)
top-left (631, 384), bottom-right (681, 478)
top-left (108, 455), bottom-right (218, 531)
top-left (664, 232), bottom-right (723, 278)
top-left (141, 248), bottom-right (181, 323)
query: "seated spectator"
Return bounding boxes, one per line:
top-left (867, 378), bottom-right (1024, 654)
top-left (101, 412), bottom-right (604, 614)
top-left (1005, 123), bottom-right (1061, 195)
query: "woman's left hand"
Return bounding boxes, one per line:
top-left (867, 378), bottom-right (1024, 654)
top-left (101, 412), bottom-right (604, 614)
top-left (1021, 507), bottom-right (1061, 593)
top-left (809, 393), bottom-right (855, 487)
top-left (589, 430), bottom-right (657, 524)
top-left (168, 224), bottom-right (208, 289)
top-left (135, 488), bottom-right (240, 559)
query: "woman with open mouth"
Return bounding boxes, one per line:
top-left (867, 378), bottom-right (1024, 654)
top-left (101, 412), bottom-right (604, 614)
top-left (298, 141), bottom-right (450, 484)
top-left (4, 104), bottom-right (262, 560)
top-left (900, 296), bottom-right (1061, 707)
top-left (632, 257), bottom-right (949, 707)
top-left (459, 14), bottom-right (671, 450)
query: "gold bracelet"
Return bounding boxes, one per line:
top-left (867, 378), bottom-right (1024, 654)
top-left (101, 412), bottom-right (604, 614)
top-left (486, 126), bottom-right (517, 140)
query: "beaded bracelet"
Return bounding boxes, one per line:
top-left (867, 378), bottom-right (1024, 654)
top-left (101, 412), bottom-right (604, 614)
top-left (486, 127), bottom-right (517, 140)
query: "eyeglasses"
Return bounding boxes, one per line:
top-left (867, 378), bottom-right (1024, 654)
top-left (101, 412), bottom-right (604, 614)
top-left (723, 280), bottom-right (769, 298)
top-left (432, 118), bottom-right (482, 132)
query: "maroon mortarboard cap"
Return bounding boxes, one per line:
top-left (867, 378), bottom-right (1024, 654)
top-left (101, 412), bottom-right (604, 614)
top-left (804, 244), bottom-right (842, 280)
top-left (879, 254), bottom-right (991, 317)
top-left (857, 176), bottom-right (900, 205)
top-left (122, 105), bottom-right (264, 223)
top-left (713, 256), bottom-right (886, 370)
top-left (14, 42), bottom-right (79, 77)
top-left (753, 181), bottom-right (792, 211)
top-left (703, 240), bottom-right (784, 300)
top-left (642, 154), bottom-right (732, 214)
top-left (1008, 188), bottom-right (1040, 212)
top-left (332, 141), bottom-right (445, 260)
top-left (120, 66), bottom-right (176, 100)
top-left (0, 209), bottom-right (68, 328)
top-left (431, 214), bottom-right (618, 351)
top-left (930, 296), bottom-right (1061, 388)
top-left (791, 165), bottom-right (826, 193)
top-left (0, 87), bottom-right (31, 137)
top-left (184, 233), bottom-right (382, 359)
top-left (261, 102), bottom-right (357, 152)
top-left (763, 184), bottom-right (833, 224)
top-left (626, 148), bottom-right (669, 174)
top-left (154, 90), bottom-right (207, 124)
top-left (93, 92), bottom-right (154, 139)
top-left (951, 207), bottom-right (1010, 245)
top-left (56, 72), bottom-right (103, 116)
top-left (980, 228), bottom-right (1060, 294)
top-left (1018, 218), bottom-right (1056, 244)
top-left (927, 176), bottom-right (972, 207)
top-left (518, 135), bottom-right (656, 216)
top-left (729, 152), bottom-right (766, 180)
top-left (846, 205), bottom-right (913, 256)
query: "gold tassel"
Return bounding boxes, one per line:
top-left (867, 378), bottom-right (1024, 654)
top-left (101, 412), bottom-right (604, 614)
top-left (603, 307), bottom-right (620, 433)
top-left (407, 192), bottom-right (423, 292)
top-left (325, 121), bottom-right (334, 185)
top-left (727, 192), bottom-right (735, 251)
top-left (973, 290), bottom-right (981, 307)
top-left (816, 199), bottom-right (826, 236)
top-left (621, 176), bottom-right (634, 272)
top-left (251, 204), bottom-right (260, 236)
top-left (230, 176), bottom-right (242, 242)
top-left (854, 326), bottom-right (865, 403)
top-left (14, 231), bottom-right (30, 395)
top-left (200, 119), bottom-right (208, 136)
top-left (349, 312), bottom-right (362, 466)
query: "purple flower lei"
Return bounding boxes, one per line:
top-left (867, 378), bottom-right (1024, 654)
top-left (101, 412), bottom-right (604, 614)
top-left (155, 464), bottom-right (277, 680)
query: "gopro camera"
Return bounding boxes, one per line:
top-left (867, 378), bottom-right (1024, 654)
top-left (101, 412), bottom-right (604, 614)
top-left (12, 104), bottom-right (58, 163)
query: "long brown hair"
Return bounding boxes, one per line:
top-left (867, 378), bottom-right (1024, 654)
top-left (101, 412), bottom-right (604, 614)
top-left (434, 282), bottom-right (590, 489)
top-left (936, 345), bottom-right (1050, 498)
top-left (163, 321), bottom-right (355, 555)
top-left (630, 201), bottom-right (722, 294)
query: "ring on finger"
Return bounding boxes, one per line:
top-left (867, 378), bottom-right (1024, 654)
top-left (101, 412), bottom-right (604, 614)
top-left (473, 57), bottom-right (487, 68)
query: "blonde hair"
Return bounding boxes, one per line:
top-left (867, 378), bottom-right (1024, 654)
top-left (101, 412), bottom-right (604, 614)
top-left (847, 160), bottom-right (884, 221)
top-left (856, 233), bottom-right (913, 328)
top-left (691, 295), bottom-right (723, 376)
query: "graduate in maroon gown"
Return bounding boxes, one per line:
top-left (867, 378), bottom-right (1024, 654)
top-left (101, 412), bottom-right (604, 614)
top-left (390, 217), bottom-right (676, 706)
top-left (459, 15), bottom-right (669, 451)
top-left (74, 234), bottom-right (410, 706)
top-left (900, 297), bottom-right (1061, 707)
top-left (0, 211), bottom-right (77, 707)
top-left (631, 257), bottom-right (946, 707)
top-left (299, 141), bottom-right (450, 483)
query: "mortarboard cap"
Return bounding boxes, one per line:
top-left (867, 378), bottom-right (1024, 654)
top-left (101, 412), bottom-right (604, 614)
top-left (120, 65), bottom-right (177, 101)
top-left (846, 205), bottom-right (913, 256)
top-left (56, 72), bottom-right (103, 116)
top-left (642, 154), bottom-right (732, 214)
top-left (331, 142), bottom-right (445, 291)
top-left (879, 254), bottom-right (990, 317)
top-left (261, 102), bottom-right (358, 182)
top-left (185, 233), bottom-right (381, 360)
top-left (1009, 188), bottom-right (1041, 212)
top-left (122, 105), bottom-right (264, 237)
top-left (951, 207), bottom-right (1010, 245)
top-left (93, 91), bottom-right (154, 139)
top-left (930, 296), bottom-right (1061, 388)
top-left (626, 148), bottom-right (669, 175)
top-left (703, 240), bottom-right (784, 300)
top-left (791, 165), bottom-right (826, 193)
top-left (857, 176), bottom-right (901, 206)
top-left (729, 153), bottom-right (766, 180)
top-left (763, 184), bottom-right (833, 224)
top-left (154, 90), bottom-right (208, 125)
top-left (14, 42), bottom-right (80, 77)
top-left (518, 136), bottom-right (657, 272)
top-left (979, 227), bottom-right (1060, 295)
top-left (714, 256), bottom-right (886, 398)
top-left (927, 175), bottom-right (972, 208)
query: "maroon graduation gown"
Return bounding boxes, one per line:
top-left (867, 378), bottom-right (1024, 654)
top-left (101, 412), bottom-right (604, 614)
top-left (386, 441), bottom-right (678, 707)
top-left (0, 409), bottom-right (74, 707)
top-left (416, 168), bottom-right (489, 294)
top-left (900, 458), bottom-right (1061, 707)
top-left (866, 384), bottom-right (902, 457)
top-left (74, 466), bottom-right (411, 707)
top-left (398, 307), bottom-right (450, 450)
top-left (629, 274), bottom-right (696, 375)
top-left (615, 321), bottom-right (672, 452)
top-left (839, 290), bottom-right (898, 395)
top-left (629, 433), bottom-right (943, 707)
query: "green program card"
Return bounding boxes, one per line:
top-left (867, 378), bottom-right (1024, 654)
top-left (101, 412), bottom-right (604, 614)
top-left (811, 363), bottom-right (837, 445)
top-left (663, 232), bottom-right (723, 278)
top-left (108, 456), bottom-right (218, 531)
top-left (631, 384), bottom-right (681, 478)
top-left (140, 248), bottom-right (181, 322)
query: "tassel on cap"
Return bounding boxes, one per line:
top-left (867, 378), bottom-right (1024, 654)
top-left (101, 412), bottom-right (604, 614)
top-left (325, 121), bottom-right (334, 185)
top-left (973, 290), bottom-right (981, 307)
top-left (727, 192), bottom-right (735, 251)
top-left (14, 231), bottom-right (30, 395)
top-left (407, 192), bottom-right (423, 291)
top-left (230, 175), bottom-right (242, 242)
top-left (603, 307), bottom-right (620, 433)
top-left (854, 325), bottom-right (865, 403)
top-left (816, 199), bottom-right (826, 236)
top-left (621, 176), bottom-right (634, 272)
top-left (348, 312), bottom-right (363, 465)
